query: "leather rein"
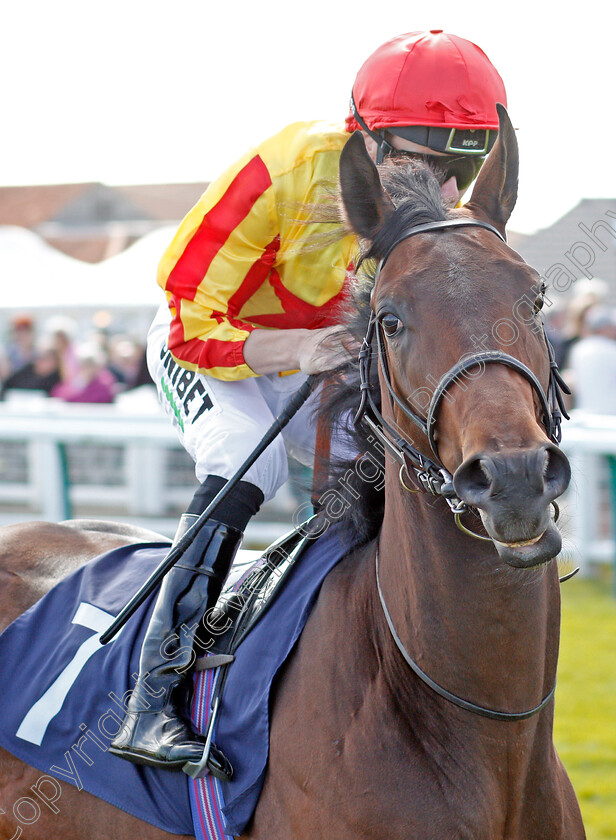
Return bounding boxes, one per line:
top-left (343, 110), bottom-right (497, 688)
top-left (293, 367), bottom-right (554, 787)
top-left (375, 549), bottom-right (556, 721)
top-left (356, 217), bottom-right (571, 722)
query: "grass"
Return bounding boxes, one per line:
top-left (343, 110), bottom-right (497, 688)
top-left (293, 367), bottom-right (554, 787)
top-left (554, 572), bottom-right (616, 839)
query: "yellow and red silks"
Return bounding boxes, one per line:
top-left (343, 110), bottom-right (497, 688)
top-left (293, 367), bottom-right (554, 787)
top-left (158, 121), bottom-right (357, 380)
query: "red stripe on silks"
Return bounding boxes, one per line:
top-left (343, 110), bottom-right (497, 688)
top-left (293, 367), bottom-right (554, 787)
top-left (169, 301), bottom-right (253, 372)
top-left (168, 303), bottom-right (188, 353)
top-left (226, 314), bottom-right (257, 333)
top-left (172, 326), bottom-right (246, 371)
top-left (244, 268), bottom-right (350, 329)
top-left (318, 280), bottom-right (353, 325)
top-left (271, 268), bottom-right (351, 326)
top-left (267, 269), bottom-right (319, 321)
top-left (170, 332), bottom-right (247, 372)
top-left (227, 235), bottom-right (281, 318)
top-left (245, 311), bottom-right (316, 329)
top-left (166, 155), bottom-right (272, 302)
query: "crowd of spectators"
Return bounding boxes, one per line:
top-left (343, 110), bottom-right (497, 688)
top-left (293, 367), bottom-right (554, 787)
top-left (0, 314), bottom-right (152, 404)
top-left (2, 282), bottom-right (616, 410)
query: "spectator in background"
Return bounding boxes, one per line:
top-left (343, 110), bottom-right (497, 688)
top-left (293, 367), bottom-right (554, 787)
top-left (4, 314), bottom-right (36, 377)
top-left (567, 304), bottom-right (616, 575)
top-left (1, 338), bottom-right (61, 399)
top-left (0, 350), bottom-right (8, 383)
top-left (106, 335), bottom-right (144, 390)
top-left (130, 346), bottom-right (154, 389)
top-left (567, 305), bottom-right (616, 414)
top-left (51, 342), bottom-right (117, 403)
top-left (560, 277), bottom-right (609, 368)
top-left (543, 302), bottom-right (568, 370)
top-left (43, 316), bottom-right (80, 387)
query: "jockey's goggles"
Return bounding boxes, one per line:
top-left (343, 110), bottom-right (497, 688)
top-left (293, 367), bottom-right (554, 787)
top-left (388, 124), bottom-right (497, 156)
top-left (385, 146), bottom-right (485, 193)
top-left (349, 93), bottom-right (492, 187)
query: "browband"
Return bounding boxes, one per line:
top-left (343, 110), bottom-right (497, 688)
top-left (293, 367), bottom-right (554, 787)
top-left (375, 218), bottom-right (506, 281)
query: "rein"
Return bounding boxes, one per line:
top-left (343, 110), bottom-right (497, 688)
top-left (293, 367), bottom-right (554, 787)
top-left (375, 550), bottom-right (556, 721)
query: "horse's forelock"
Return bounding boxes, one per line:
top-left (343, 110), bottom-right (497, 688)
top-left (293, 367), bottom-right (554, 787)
top-left (364, 160), bottom-right (450, 262)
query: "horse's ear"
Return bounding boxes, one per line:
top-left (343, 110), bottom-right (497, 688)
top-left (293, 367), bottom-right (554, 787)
top-left (464, 104), bottom-right (518, 237)
top-left (339, 131), bottom-right (394, 240)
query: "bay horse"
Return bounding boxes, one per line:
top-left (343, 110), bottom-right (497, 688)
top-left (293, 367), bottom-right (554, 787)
top-left (0, 105), bottom-right (585, 839)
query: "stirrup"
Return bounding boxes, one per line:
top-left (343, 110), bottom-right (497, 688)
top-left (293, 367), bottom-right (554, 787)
top-left (182, 695), bottom-right (233, 781)
top-left (183, 741), bottom-right (233, 781)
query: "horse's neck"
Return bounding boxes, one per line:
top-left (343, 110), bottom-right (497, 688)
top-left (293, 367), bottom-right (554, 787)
top-left (375, 478), bottom-right (561, 725)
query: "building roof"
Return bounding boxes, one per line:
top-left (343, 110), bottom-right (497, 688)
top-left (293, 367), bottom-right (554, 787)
top-left (512, 199), bottom-right (616, 296)
top-left (0, 184), bottom-right (93, 228)
top-left (0, 182), bottom-right (209, 263)
top-left (0, 182), bottom-right (208, 228)
top-left (114, 184), bottom-right (208, 221)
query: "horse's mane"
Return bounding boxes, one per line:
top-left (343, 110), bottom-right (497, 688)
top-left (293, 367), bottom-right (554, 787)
top-left (312, 160), bottom-right (452, 542)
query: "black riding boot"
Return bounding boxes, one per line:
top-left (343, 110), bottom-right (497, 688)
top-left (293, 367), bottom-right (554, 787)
top-left (109, 476), bottom-right (263, 773)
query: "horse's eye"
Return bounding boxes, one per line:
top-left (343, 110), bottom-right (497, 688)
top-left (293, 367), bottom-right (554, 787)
top-left (534, 283), bottom-right (547, 314)
top-left (380, 313), bottom-right (404, 338)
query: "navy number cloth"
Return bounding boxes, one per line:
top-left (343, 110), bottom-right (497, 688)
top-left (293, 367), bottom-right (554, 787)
top-left (0, 523), bottom-right (358, 838)
top-left (0, 542), bottom-right (193, 834)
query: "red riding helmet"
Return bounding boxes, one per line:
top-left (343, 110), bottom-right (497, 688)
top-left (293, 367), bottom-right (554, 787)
top-left (347, 30), bottom-right (507, 158)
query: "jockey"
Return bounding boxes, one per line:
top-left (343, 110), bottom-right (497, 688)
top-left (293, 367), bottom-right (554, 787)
top-left (110, 30), bottom-right (507, 772)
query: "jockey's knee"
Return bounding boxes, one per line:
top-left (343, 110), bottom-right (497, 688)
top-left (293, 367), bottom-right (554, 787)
top-left (194, 426), bottom-right (289, 504)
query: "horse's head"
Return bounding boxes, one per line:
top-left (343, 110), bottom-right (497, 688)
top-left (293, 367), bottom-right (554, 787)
top-left (339, 106), bottom-right (571, 569)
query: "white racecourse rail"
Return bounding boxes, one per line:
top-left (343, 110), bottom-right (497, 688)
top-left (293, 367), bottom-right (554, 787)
top-left (0, 390), bottom-right (294, 547)
top-left (0, 395), bottom-right (613, 572)
top-left (559, 410), bottom-right (616, 574)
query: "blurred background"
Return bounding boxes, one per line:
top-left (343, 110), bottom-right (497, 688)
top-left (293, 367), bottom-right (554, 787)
top-left (0, 3), bottom-right (614, 835)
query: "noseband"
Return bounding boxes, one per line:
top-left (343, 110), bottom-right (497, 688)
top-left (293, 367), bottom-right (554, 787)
top-left (355, 218), bottom-right (571, 517)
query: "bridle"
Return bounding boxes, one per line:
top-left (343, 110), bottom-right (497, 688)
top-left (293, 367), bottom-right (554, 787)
top-left (357, 217), bottom-right (573, 721)
top-left (355, 218), bottom-right (571, 519)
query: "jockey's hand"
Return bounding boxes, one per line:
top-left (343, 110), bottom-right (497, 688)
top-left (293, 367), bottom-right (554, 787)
top-left (297, 326), bottom-right (356, 374)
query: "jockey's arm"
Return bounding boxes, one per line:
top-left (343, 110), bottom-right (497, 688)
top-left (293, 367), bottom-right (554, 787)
top-left (243, 325), bottom-right (353, 376)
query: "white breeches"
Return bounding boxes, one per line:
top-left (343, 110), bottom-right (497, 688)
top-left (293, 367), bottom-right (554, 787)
top-left (146, 305), bottom-right (320, 503)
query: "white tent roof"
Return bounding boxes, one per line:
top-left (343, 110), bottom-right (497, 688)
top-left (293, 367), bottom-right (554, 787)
top-left (0, 225), bottom-right (175, 310)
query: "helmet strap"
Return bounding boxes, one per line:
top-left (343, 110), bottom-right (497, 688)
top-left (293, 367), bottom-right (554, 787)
top-left (349, 93), bottom-right (392, 164)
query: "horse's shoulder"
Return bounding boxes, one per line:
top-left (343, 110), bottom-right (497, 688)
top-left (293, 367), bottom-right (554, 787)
top-left (321, 539), bottom-right (376, 592)
top-left (305, 538), bottom-right (376, 632)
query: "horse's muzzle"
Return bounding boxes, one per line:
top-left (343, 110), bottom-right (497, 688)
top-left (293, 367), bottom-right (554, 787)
top-left (452, 443), bottom-right (571, 567)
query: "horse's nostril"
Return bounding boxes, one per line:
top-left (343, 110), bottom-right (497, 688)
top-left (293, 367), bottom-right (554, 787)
top-left (453, 457), bottom-right (492, 506)
top-left (544, 444), bottom-right (571, 498)
top-left (454, 445), bottom-right (571, 513)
